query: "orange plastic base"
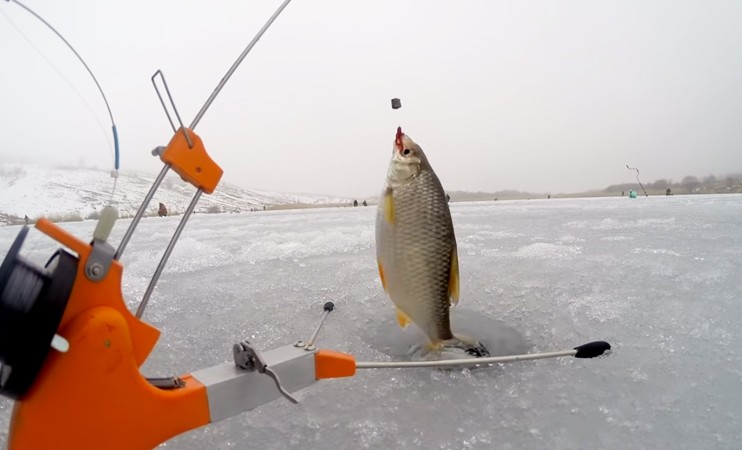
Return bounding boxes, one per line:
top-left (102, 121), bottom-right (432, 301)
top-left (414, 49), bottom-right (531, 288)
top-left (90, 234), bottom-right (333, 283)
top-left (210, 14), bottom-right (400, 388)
top-left (9, 306), bottom-right (210, 449)
top-left (7, 220), bottom-right (211, 449)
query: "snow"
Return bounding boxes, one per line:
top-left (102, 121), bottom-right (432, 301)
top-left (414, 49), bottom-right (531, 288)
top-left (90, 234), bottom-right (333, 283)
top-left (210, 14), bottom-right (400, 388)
top-left (1, 194), bottom-right (741, 449)
top-left (0, 163), bottom-right (352, 224)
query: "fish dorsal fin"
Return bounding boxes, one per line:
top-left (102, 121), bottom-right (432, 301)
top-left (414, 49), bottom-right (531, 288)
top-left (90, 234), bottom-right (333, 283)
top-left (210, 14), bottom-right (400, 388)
top-left (395, 307), bottom-right (411, 328)
top-left (383, 187), bottom-right (395, 224)
top-left (449, 245), bottom-right (460, 306)
top-left (377, 261), bottom-right (387, 291)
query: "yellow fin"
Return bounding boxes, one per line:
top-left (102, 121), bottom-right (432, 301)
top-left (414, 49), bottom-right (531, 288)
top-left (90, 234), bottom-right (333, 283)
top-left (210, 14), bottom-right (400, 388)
top-left (449, 246), bottom-right (460, 306)
top-left (424, 341), bottom-right (444, 354)
top-left (395, 308), bottom-right (411, 328)
top-left (383, 187), bottom-right (395, 224)
top-left (378, 262), bottom-right (387, 291)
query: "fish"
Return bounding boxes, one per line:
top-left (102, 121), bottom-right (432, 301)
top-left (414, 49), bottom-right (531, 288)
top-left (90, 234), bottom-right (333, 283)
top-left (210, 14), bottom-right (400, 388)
top-left (375, 127), bottom-right (488, 358)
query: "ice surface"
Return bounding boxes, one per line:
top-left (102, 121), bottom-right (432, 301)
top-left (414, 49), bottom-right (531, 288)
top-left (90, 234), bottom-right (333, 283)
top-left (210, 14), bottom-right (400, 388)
top-left (1, 194), bottom-right (741, 449)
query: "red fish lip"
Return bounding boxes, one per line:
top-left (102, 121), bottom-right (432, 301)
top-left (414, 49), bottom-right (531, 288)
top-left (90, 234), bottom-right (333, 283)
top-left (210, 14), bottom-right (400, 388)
top-left (395, 126), bottom-right (404, 152)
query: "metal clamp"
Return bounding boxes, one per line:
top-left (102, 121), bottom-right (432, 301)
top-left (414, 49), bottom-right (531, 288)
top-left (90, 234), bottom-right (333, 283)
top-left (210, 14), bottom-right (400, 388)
top-left (151, 70), bottom-right (192, 148)
top-left (232, 341), bottom-right (298, 404)
top-left (85, 239), bottom-right (115, 282)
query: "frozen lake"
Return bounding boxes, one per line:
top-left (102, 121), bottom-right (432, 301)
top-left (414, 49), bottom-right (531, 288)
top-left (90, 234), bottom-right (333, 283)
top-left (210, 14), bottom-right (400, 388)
top-left (1, 194), bottom-right (741, 449)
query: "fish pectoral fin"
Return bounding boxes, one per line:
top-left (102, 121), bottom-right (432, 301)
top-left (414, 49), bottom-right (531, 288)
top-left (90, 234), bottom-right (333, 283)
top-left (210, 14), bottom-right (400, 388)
top-left (378, 262), bottom-right (387, 292)
top-left (422, 341), bottom-right (444, 357)
top-left (448, 246), bottom-right (460, 306)
top-left (383, 187), bottom-right (395, 224)
top-left (395, 307), bottom-right (412, 328)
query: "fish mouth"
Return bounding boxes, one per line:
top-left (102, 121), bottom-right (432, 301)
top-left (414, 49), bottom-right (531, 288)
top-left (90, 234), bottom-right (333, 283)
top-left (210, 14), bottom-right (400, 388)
top-left (395, 126), bottom-right (404, 152)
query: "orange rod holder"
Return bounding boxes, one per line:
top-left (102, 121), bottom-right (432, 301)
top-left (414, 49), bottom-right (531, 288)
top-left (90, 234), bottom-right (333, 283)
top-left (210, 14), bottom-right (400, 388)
top-left (8, 220), bottom-right (359, 449)
top-left (159, 128), bottom-right (223, 194)
top-left (4, 1), bottom-right (320, 447)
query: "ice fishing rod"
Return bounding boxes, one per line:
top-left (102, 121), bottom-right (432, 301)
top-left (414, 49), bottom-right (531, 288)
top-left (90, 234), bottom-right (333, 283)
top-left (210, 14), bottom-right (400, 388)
top-left (4, 0), bottom-right (120, 173)
top-left (626, 165), bottom-right (648, 197)
top-left (355, 341), bottom-right (611, 369)
top-left (190, 0), bottom-right (294, 129)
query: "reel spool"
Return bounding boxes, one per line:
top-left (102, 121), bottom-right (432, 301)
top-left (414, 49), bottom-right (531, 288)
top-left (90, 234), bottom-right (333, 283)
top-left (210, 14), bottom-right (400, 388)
top-left (0, 226), bottom-right (77, 399)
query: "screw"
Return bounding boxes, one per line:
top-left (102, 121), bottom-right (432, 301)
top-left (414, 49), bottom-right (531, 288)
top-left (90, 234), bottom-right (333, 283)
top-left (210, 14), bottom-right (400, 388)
top-left (88, 263), bottom-right (104, 279)
top-left (305, 344), bottom-right (316, 351)
top-left (294, 340), bottom-right (305, 348)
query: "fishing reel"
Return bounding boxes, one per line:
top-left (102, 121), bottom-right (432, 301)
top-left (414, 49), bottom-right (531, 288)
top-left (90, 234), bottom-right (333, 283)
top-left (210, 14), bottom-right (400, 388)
top-left (0, 226), bottom-right (76, 399)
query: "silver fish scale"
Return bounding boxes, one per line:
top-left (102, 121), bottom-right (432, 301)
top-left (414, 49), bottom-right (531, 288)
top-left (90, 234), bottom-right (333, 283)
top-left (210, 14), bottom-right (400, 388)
top-left (377, 167), bottom-right (456, 342)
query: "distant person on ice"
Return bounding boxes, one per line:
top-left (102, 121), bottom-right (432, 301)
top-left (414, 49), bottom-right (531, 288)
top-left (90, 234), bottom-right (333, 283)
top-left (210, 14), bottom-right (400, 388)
top-left (158, 203), bottom-right (168, 217)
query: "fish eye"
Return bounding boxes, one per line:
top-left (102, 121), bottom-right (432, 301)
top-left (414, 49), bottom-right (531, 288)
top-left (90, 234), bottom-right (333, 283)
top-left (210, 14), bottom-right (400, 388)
top-left (403, 149), bottom-right (411, 155)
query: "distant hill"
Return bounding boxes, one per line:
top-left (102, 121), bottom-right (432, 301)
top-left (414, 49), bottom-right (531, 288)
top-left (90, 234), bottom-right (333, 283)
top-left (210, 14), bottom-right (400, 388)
top-left (447, 189), bottom-right (543, 202)
top-left (447, 173), bottom-right (742, 202)
top-left (0, 164), bottom-right (351, 226)
top-left (600, 174), bottom-right (742, 197)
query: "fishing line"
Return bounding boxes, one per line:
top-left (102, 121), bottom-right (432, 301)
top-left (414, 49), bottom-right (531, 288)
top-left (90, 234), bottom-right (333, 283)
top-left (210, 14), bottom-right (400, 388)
top-left (0, 8), bottom-right (113, 161)
top-left (109, 175), bottom-right (118, 203)
top-left (4, 0), bottom-right (121, 195)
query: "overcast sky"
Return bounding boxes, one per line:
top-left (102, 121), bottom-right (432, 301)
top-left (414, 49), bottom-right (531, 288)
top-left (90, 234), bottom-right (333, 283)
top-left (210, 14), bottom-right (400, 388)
top-left (1, 0), bottom-right (740, 198)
